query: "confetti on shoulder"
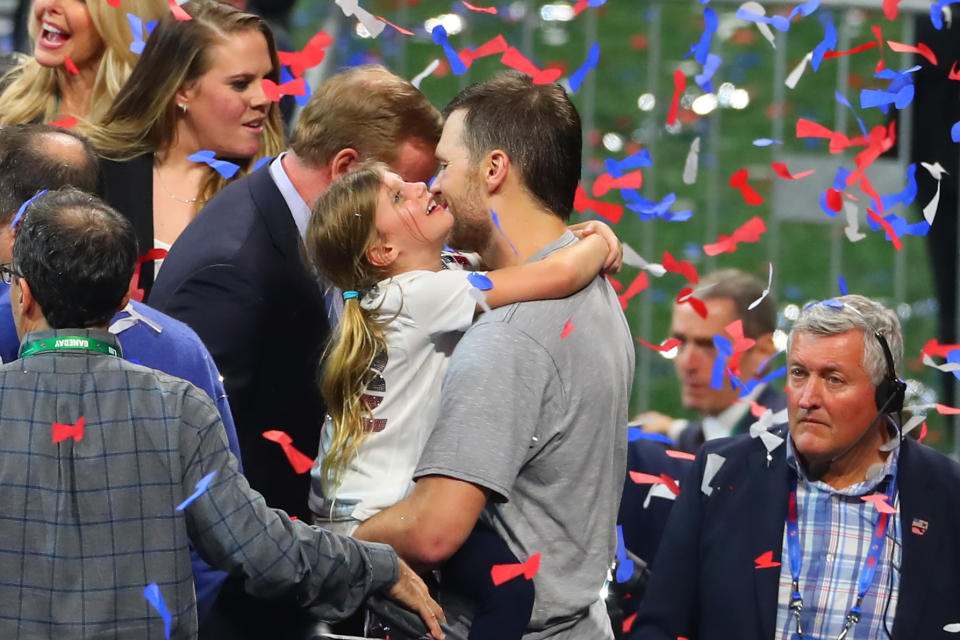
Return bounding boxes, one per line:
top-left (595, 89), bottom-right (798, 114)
top-left (176, 471), bottom-right (216, 511)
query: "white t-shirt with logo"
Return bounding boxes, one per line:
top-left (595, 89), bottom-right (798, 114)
top-left (308, 268), bottom-right (478, 521)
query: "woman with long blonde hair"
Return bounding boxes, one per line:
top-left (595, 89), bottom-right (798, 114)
top-left (86, 0), bottom-right (284, 295)
top-left (0, 0), bottom-right (167, 125)
top-left (305, 163), bottom-right (617, 638)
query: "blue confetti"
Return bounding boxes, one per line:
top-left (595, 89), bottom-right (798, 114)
top-left (838, 275), bottom-right (848, 295)
top-left (568, 43), bottom-right (600, 93)
top-left (176, 471), bottom-right (216, 511)
top-left (752, 138), bottom-right (782, 147)
top-left (252, 156), bottom-right (274, 172)
top-left (947, 349), bottom-right (960, 381)
top-left (694, 53), bottom-right (722, 93)
top-left (731, 365), bottom-right (788, 397)
top-left (879, 164), bottom-right (918, 211)
top-left (431, 25), bottom-right (467, 75)
top-left (9, 189), bottom-right (47, 230)
top-left (811, 21), bottom-right (836, 71)
top-left (605, 149), bottom-right (653, 178)
top-left (710, 334), bottom-right (734, 390)
top-left (626, 193), bottom-right (693, 222)
top-left (143, 583), bottom-right (172, 639)
top-left (686, 6), bottom-right (718, 65)
top-left (627, 428), bottom-right (676, 445)
top-left (614, 526), bottom-right (634, 583)
top-left (188, 150), bottom-right (240, 179)
top-left (834, 91), bottom-right (868, 136)
top-left (467, 272), bottom-right (493, 291)
top-left (489, 209), bottom-right (519, 256)
top-left (952, 120), bottom-right (960, 143)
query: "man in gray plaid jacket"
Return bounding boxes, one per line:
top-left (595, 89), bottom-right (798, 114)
top-left (0, 188), bottom-right (445, 639)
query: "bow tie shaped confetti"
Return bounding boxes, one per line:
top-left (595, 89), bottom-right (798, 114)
top-left (188, 150), bottom-right (240, 179)
top-left (262, 77), bottom-right (306, 102)
top-left (491, 552), bottom-right (541, 586)
top-left (278, 30), bottom-right (332, 78)
top-left (703, 216), bottom-right (767, 256)
top-left (262, 430), bottom-right (315, 474)
top-left (52, 417), bottom-right (85, 443)
top-left (729, 168), bottom-right (764, 205)
top-left (573, 185), bottom-right (623, 224)
top-left (677, 286), bottom-right (707, 318)
top-left (335, 0), bottom-right (385, 37)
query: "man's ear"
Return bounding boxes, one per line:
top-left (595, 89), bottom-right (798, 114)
top-left (484, 149), bottom-right (509, 192)
top-left (365, 240), bottom-right (397, 269)
top-left (330, 148), bottom-right (361, 179)
top-left (16, 277), bottom-right (35, 317)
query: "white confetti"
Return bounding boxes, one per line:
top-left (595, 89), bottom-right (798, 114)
top-left (411, 59), bottom-right (440, 89)
top-left (701, 453), bottom-right (726, 496)
top-left (944, 623), bottom-right (960, 633)
top-left (920, 161), bottom-right (948, 226)
top-left (747, 262), bottom-right (773, 310)
top-left (622, 243), bottom-right (667, 277)
top-left (922, 352), bottom-right (960, 373)
top-left (109, 302), bottom-right (163, 335)
top-left (643, 482), bottom-right (679, 508)
top-left (785, 51), bottom-right (813, 89)
top-left (879, 415), bottom-right (925, 451)
top-left (335, 0), bottom-right (385, 38)
top-left (468, 286), bottom-right (491, 313)
top-left (749, 407), bottom-right (788, 454)
top-left (843, 201), bottom-right (866, 243)
top-left (682, 136), bottom-right (701, 185)
top-left (740, 2), bottom-right (776, 48)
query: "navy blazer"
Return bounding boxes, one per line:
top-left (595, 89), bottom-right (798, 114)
top-left (631, 431), bottom-right (960, 640)
top-left (149, 164), bottom-right (329, 521)
top-left (676, 384), bottom-right (787, 454)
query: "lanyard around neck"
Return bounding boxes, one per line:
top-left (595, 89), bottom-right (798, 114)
top-left (786, 471), bottom-right (898, 640)
top-left (21, 336), bottom-right (121, 358)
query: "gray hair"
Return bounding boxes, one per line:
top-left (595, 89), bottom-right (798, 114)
top-left (787, 294), bottom-right (903, 385)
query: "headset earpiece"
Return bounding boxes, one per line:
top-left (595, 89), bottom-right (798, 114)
top-left (874, 332), bottom-right (905, 414)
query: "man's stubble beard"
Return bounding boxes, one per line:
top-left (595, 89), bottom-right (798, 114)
top-left (446, 170), bottom-right (493, 253)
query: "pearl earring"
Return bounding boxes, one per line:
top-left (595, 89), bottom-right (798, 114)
top-left (177, 103), bottom-right (187, 113)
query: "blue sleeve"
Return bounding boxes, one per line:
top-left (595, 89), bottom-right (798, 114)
top-left (0, 286), bottom-right (20, 364)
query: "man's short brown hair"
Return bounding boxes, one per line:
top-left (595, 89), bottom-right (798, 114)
top-left (290, 65), bottom-right (443, 167)
top-left (697, 268), bottom-right (777, 338)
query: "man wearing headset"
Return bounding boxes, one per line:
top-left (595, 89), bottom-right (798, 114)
top-left (630, 294), bottom-right (960, 640)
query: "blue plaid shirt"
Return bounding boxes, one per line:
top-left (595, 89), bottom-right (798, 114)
top-left (0, 329), bottom-right (398, 639)
top-left (775, 436), bottom-right (901, 640)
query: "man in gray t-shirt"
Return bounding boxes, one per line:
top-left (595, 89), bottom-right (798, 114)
top-left (354, 71), bottom-right (635, 638)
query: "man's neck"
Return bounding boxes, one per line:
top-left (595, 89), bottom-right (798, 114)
top-left (479, 198), bottom-right (569, 269)
top-left (282, 152), bottom-right (331, 209)
top-left (799, 422), bottom-right (891, 490)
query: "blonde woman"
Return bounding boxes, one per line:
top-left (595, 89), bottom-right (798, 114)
top-left (87, 0), bottom-right (284, 295)
top-left (0, 0), bottom-right (167, 125)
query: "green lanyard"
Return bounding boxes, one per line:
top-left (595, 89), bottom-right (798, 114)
top-left (21, 336), bottom-right (122, 358)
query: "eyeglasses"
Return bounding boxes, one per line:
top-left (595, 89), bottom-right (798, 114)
top-left (0, 263), bottom-right (21, 285)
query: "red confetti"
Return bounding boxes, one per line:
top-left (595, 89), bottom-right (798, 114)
top-left (629, 471), bottom-right (663, 485)
top-left (771, 161), bottom-right (815, 181)
top-left (262, 430), bottom-right (315, 474)
top-left (918, 421), bottom-right (928, 443)
top-left (636, 337), bottom-right (682, 352)
top-left (659, 473), bottom-right (680, 496)
top-left (261, 77), bottom-right (305, 102)
top-left (796, 118), bottom-right (858, 154)
top-left (921, 339), bottom-right (960, 358)
top-left (376, 15), bottom-right (414, 35)
top-left (278, 30), bottom-right (332, 77)
top-left (573, 184), bottom-right (623, 224)
top-left (168, 0), bottom-right (191, 20)
top-left (871, 25), bottom-right (886, 72)
top-left (53, 416), bottom-right (85, 443)
top-left (592, 170), bottom-right (643, 197)
top-left (617, 272), bottom-right (649, 310)
top-left (950, 61), bottom-right (960, 81)
top-left (862, 494), bottom-right (897, 514)
top-left (500, 47), bottom-right (562, 84)
top-left (882, 0), bottom-right (902, 20)
top-left (750, 401), bottom-right (769, 418)
top-left (729, 169), bottom-right (764, 206)
top-left (866, 208), bottom-right (902, 250)
top-left (48, 117), bottom-right (78, 129)
top-left (106, 0), bottom-right (121, 5)
top-left (573, 0), bottom-right (589, 15)
top-left (754, 550), bottom-right (781, 569)
top-left (64, 56), bottom-right (79, 75)
top-left (491, 552), bottom-right (540, 585)
top-left (130, 248), bottom-right (168, 302)
top-left (560, 318), bottom-right (574, 339)
top-left (676, 287), bottom-right (707, 318)
top-left (825, 188), bottom-right (844, 213)
top-left (665, 449), bottom-right (695, 461)
top-left (887, 40), bottom-right (937, 66)
top-left (605, 275), bottom-right (623, 292)
top-left (935, 403), bottom-right (960, 415)
top-left (462, 1), bottom-right (498, 14)
top-left (622, 613), bottom-right (638, 634)
top-left (822, 41), bottom-right (878, 60)
top-left (724, 320), bottom-right (756, 377)
top-left (662, 250), bottom-right (698, 284)
top-left (703, 216), bottom-right (767, 257)
top-left (459, 35), bottom-right (508, 69)
top-left (666, 69), bottom-right (686, 127)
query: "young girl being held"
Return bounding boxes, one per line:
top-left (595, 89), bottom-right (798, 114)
top-left (305, 163), bottom-right (618, 639)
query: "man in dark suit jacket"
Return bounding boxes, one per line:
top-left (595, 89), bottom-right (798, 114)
top-left (631, 295), bottom-right (960, 640)
top-left (639, 268), bottom-right (784, 453)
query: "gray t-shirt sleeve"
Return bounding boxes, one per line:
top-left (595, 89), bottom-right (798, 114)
top-left (414, 321), bottom-right (556, 502)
